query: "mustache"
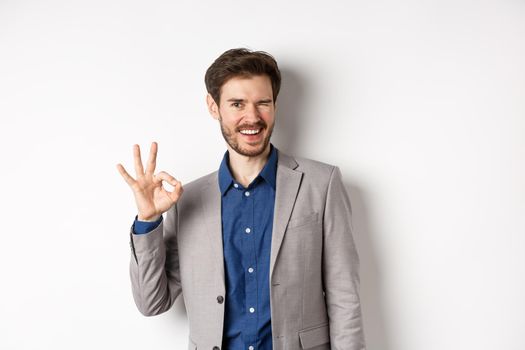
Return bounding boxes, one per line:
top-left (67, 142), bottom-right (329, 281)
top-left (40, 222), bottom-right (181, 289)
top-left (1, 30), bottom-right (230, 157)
top-left (236, 121), bottom-right (267, 131)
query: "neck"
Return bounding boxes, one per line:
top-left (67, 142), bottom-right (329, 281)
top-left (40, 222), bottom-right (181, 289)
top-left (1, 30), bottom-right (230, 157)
top-left (227, 144), bottom-right (271, 188)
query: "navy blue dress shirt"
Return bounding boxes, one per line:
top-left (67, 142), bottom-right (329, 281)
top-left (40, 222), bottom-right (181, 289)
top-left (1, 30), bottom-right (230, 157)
top-left (218, 145), bottom-right (277, 350)
top-left (133, 144), bottom-right (278, 350)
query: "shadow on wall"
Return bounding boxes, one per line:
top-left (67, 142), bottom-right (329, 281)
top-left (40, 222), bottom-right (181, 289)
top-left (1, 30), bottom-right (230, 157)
top-left (272, 67), bottom-right (309, 155)
top-left (348, 184), bottom-right (392, 350)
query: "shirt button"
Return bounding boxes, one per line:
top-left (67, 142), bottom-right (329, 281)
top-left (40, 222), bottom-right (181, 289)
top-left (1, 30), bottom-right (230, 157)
top-left (233, 183), bottom-right (239, 188)
top-left (216, 295), bottom-right (224, 304)
top-left (213, 347), bottom-right (220, 350)
top-left (249, 307), bottom-right (255, 313)
top-left (245, 191), bottom-right (250, 197)
top-left (245, 227), bottom-right (251, 234)
top-left (248, 267), bottom-right (254, 273)
top-left (249, 346), bottom-right (254, 350)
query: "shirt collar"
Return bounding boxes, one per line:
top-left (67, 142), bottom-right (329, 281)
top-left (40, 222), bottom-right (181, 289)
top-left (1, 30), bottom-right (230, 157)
top-left (218, 143), bottom-right (278, 195)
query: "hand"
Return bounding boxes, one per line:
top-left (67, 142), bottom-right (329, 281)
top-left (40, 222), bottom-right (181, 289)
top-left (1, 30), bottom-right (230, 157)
top-left (116, 142), bottom-right (183, 221)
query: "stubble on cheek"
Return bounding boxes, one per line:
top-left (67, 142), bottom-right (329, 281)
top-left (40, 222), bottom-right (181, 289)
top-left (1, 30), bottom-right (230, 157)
top-left (219, 118), bottom-right (239, 151)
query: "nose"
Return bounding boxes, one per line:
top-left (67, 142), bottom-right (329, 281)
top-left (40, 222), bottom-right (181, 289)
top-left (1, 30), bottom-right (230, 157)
top-left (243, 103), bottom-right (261, 121)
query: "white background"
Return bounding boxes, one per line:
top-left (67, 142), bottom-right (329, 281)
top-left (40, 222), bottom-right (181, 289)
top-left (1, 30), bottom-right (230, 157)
top-left (1, 0), bottom-right (524, 349)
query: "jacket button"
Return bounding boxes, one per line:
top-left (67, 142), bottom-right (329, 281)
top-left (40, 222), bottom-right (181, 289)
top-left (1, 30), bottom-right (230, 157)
top-left (213, 347), bottom-right (220, 350)
top-left (216, 295), bottom-right (224, 304)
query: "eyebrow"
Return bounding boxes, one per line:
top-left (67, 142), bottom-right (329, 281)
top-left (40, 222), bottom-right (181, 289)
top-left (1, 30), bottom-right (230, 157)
top-left (226, 98), bottom-right (244, 103)
top-left (226, 98), bottom-right (273, 103)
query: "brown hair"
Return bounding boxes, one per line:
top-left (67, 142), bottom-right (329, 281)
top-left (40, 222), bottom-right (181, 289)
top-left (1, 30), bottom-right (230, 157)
top-left (205, 48), bottom-right (281, 105)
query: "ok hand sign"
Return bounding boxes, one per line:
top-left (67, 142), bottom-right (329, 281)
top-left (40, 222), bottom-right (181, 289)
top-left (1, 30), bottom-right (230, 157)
top-left (117, 142), bottom-right (183, 221)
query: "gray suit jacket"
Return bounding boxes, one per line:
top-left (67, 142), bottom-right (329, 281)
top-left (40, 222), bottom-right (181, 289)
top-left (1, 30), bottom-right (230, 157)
top-left (129, 150), bottom-right (366, 350)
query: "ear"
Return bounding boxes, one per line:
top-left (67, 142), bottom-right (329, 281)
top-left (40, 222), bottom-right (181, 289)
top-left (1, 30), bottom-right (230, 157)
top-left (206, 94), bottom-right (220, 120)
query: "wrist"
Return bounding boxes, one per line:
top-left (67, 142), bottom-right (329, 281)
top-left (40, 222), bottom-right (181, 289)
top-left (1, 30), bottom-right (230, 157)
top-left (137, 214), bottom-right (161, 222)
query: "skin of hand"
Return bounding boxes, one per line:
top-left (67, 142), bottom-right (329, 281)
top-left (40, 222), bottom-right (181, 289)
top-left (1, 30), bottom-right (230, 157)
top-left (116, 141), bottom-right (183, 221)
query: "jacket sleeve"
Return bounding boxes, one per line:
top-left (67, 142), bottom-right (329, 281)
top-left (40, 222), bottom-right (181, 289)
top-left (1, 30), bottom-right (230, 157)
top-left (322, 166), bottom-right (366, 349)
top-left (129, 203), bottom-right (182, 316)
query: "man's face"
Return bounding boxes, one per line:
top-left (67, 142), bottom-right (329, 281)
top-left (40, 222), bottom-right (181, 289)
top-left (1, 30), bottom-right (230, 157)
top-left (207, 75), bottom-right (275, 158)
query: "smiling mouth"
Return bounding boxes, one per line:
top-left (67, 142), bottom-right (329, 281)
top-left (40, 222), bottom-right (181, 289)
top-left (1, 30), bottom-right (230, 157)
top-left (239, 128), bottom-right (262, 135)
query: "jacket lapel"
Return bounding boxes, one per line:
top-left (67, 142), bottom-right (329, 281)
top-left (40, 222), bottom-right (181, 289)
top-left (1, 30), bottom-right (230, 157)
top-left (200, 172), bottom-right (225, 283)
top-left (269, 151), bottom-right (303, 280)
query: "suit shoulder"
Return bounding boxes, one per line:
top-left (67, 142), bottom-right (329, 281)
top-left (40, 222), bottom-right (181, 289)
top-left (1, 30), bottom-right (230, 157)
top-left (293, 155), bottom-right (337, 179)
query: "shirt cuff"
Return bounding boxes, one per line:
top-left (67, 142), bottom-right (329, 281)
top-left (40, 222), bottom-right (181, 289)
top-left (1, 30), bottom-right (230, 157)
top-left (133, 215), bottom-right (163, 234)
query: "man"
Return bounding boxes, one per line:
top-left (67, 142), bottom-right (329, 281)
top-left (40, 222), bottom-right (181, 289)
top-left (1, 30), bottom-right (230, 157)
top-left (117, 48), bottom-right (366, 350)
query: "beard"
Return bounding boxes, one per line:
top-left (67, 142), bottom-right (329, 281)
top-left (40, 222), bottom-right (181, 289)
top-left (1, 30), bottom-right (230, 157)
top-left (218, 114), bottom-right (274, 157)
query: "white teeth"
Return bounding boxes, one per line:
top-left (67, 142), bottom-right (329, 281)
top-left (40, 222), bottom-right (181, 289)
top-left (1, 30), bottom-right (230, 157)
top-left (240, 129), bottom-right (260, 135)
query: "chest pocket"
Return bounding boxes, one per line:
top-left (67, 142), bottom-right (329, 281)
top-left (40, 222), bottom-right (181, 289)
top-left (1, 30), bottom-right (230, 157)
top-left (287, 212), bottom-right (320, 229)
